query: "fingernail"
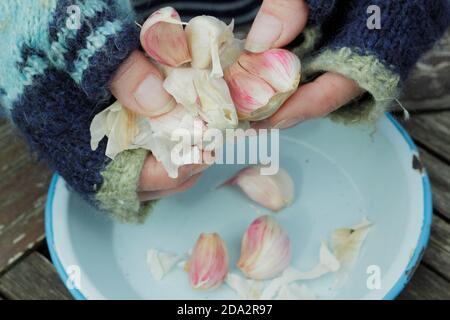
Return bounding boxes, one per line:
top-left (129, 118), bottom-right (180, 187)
top-left (245, 13), bottom-right (283, 53)
top-left (134, 74), bottom-right (175, 116)
top-left (273, 117), bottom-right (303, 129)
top-left (250, 119), bottom-right (271, 130)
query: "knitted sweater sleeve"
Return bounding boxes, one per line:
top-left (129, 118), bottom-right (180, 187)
top-left (0, 0), bottom-right (152, 223)
top-left (299, 0), bottom-right (450, 123)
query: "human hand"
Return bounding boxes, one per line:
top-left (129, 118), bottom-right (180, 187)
top-left (246, 0), bottom-right (364, 129)
top-left (110, 21), bottom-right (210, 201)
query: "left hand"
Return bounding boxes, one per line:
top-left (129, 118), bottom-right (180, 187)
top-left (246, 0), bottom-right (364, 129)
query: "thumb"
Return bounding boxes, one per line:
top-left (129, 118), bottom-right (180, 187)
top-left (245, 0), bottom-right (309, 53)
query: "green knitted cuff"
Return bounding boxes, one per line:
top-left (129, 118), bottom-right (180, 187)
top-left (302, 47), bottom-right (401, 124)
top-left (96, 148), bottom-right (156, 224)
top-left (292, 26), bottom-right (322, 59)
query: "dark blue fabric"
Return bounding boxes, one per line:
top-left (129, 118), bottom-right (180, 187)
top-left (11, 68), bottom-right (109, 203)
top-left (305, 0), bottom-right (337, 26)
top-left (322, 0), bottom-right (450, 80)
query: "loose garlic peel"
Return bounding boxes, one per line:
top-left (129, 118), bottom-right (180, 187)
top-left (147, 249), bottom-right (182, 281)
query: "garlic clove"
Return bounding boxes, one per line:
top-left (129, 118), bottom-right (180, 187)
top-left (225, 49), bottom-right (301, 121)
top-left (186, 233), bottom-right (229, 290)
top-left (237, 215), bottom-right (291, 280)
top-left (227, 166), bottom-right (295, 211)
top-left (140, 7), bottom-right (191, 67)
top-left (224, 63), bottom-right (276, 121)
top-left (185, 16), bottom-right (234, 77)
top-left (238, 49), bottom-right (301, 93)
top-left (193, 71), bottom-right (238, 130)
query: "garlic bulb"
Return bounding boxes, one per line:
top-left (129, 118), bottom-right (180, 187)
top-left (225, 49), bottom-right (301, 121)
top-left (227, 166), bottom-right (295, 211)
top-left (140, 7), bottom-right (191, 67)
top-left (186, 233), bottom-right (229, 290)
top-left (185, 16), bottom-right (234, 77)
top-left (237, 215), bottom-right (291, 280)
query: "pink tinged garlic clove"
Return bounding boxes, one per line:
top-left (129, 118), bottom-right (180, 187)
top-left (186, 233), bottom-right (229, 290)
top-left (238, 49), bottom-right (301, 93)
top-left (224, 63), bottom-right (275, 119)
top-left (140, 7), bottom-right (191, 67)
top-left (238, 215), bottom-right (292, 280)
top-left (227, 166), bottom-right (295, 211)
top-left (224, 48), bottom-right (301, 121)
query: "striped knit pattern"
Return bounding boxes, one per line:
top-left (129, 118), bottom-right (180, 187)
top-left (0, 0), bottom-right (449, 222)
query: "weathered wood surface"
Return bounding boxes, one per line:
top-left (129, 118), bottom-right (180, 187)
top-left (0, 252), bottom-right (72, 300)
top-left (398, 265), bottom-right (450, 300)
top-left (0, 119), bottom-right (52, 273)
top-left (398, 30), bottom-right (450, 112)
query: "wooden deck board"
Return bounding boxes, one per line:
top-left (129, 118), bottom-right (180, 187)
top-left (0, 120), bottom-right (52, 273)
top-left (0, 252), bottom-right (72, 300)
top-left (398, 264), bottom-right (450, 300)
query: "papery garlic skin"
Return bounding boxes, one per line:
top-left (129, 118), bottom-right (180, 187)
top-left (186, 233), bottom-right (229, 290)
top-left (90, 101), bottom-right (141, 159)
top-left (140, 7), bottom-right (191, 67)
top-left (163, 68), bottom-right (238, 130)
top-left (185, 16), bottom-right (234, 77)
top-left (228, 166), bottom-right (295, 211)
top-left (147, 249), bottom-right (182, 281)
top-left (225, 49), bottom-right (301, 121)
top-left (238, 215), bottom-right (291, 280)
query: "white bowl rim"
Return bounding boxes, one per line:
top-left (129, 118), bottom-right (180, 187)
top-left (44, 113), bottom-right (432, 300)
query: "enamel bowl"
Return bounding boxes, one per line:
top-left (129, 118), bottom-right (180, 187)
top-left (45, 113), bottom-right (431, 300)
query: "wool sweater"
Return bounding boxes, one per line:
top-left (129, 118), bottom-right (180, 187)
top-left (0, 0), bottom-right (448, 223)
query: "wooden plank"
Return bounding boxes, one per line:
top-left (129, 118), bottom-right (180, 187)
top-left (0, 119), bottom-right (52, 272)
top-left (417, 147), bottom-right (450, 220)
top-left (398, 264), bottom-right (450, 300)
top-left (0, 252), bottom-right (72, 300)
top-left (396, 29), bottom-right (450, 112)
top-left (401, 112), bottom-right (450, 164)
top-left (423, 214), bottom-right (450, 281)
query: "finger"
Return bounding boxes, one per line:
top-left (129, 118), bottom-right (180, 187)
top-left (138, 173), bottom-right (202, 201)
top-left (253, 72), bottom-right (364, 129)
top-left (139, 154), bottom-right (210, 191)
top-left (110, 50), bottom-right (175, 117)
top-left (245, 0), bottom-right (309, 53)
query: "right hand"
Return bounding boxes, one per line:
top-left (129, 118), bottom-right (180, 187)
top-left (109, 19), bottom-right (210, 201)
